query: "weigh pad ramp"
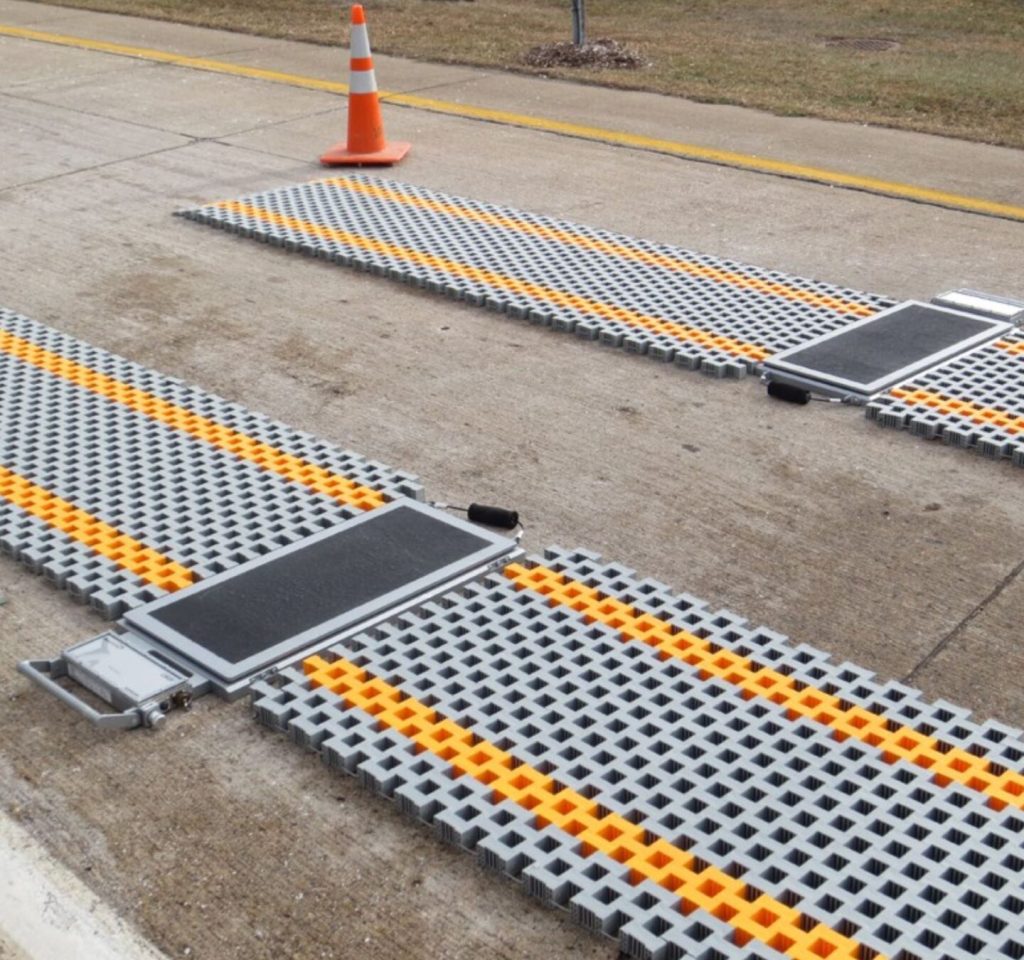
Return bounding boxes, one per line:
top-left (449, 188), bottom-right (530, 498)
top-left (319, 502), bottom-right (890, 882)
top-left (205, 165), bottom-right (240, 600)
top-left (866, 330), bottom-right (1024, 466)
top-left (178, 175), bottom-right (895, 378)
top-left (254, 546), bottom-right (1024, 960)
top-left (0, 308), bottom-right (421, 618)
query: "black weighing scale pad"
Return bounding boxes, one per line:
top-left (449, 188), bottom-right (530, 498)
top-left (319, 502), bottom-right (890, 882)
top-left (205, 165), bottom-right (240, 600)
top-left (762, 300), bottom-right (1014, 403)
top-left (19, 501), bottom-right (522, 729)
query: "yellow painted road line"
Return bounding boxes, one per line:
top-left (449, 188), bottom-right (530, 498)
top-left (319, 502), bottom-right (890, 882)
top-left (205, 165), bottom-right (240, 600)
top-left (0, 328), bottom-right (387, 511)
top-left (0, 462), bottom-right (194, 592)
top-left (504, 563), bottom-right (1024, 812)
top-left (0, 24), bottom-right (351, 95)
top-left (889, 386), bottom-right (1024, 436)
top-left (328, 176), bottom-right (875, 318)
top-left (216, 200), bottom-right (771, 361)
top-left (383, 90), bottom-right (1024, 225)
top-left (303, 652), bottom-right (879, 960)
top-left (2, 23), bottom-right (1022, 224)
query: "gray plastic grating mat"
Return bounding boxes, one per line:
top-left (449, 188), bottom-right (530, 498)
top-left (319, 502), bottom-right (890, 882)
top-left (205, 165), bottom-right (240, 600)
top-left (866, 330), bottom-right (1024, 466)
top-left (178, 174), bottom-right (895, 379)
top-left (0, 308), bottom-right (421, 618)
top-left (253, 546), bottom-right (1024, 960)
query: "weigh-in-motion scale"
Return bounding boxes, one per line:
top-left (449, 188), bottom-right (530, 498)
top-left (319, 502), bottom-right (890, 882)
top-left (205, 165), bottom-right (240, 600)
top-left (19, 501), bottom-right (522, 729)
top-left (762, 290), bottom-right (1024, 403)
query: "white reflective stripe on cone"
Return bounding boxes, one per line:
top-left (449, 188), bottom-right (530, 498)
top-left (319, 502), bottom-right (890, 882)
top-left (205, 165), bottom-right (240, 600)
top-left (350, 23), bottom-right (372, 59)
top-left (350, 68), bottom-right (378, 94)
top-left (349, 69), bottom-right (378, 94)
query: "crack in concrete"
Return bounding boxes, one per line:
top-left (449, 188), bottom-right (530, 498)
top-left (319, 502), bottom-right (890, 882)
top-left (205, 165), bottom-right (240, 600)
top-left (903, 553), bottom-right (1024, 685)
top-left (213, 103), bottom-right (338, 142)
top-left (1, 61), bottom-right (146, 93)
top-left (0, 84), bottom-right (192, 137)
top-left (0, 94), bottom-right (344, 194)
top-left (380, 76), bottom-right (484, 99)
top-left (0, 138), bottom-right (193, 193)
top-left (0, 84), bottom-right (337, 157)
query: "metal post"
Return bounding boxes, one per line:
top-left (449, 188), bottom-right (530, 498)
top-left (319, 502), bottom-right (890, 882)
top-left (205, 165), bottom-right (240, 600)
top-left (571, 0), bottom-right (586, 46)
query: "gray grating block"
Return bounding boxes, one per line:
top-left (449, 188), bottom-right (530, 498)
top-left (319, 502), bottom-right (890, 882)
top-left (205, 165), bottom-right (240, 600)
top-left (253, 548), bottom-right (1024, 960)
top-left (178, 174), bottom-right (895, 378)
top-left (866, 329), bottom-right (1024, 466)
top-left (0, 308), bottom-right (421, 616)
top-left (0, 308), bottom-right (422, 500)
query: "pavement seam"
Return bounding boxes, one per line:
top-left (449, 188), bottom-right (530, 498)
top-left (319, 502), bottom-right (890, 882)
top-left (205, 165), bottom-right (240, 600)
top-left (0, 135), bottom-right (195, 193)
top-left (381, 76), bottom-right (496, 97)
top-left (0, 85), bottom-right (336, 186)
top-left (1, 61), bottom-right (147, 91)
top-left (213, 103), bottom-right (340, 143)
top-left (902, 553), bottom-right (1024, 685)
top-left (0, 83), bottom-right (200, 138)
top-left (3, 80), bottom-right (340, 142)
top-left (198, 137), bottom-right (315, 165)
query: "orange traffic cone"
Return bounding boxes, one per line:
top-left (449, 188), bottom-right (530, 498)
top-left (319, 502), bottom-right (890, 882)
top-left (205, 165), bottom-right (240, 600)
top-left (320, 5), bottom-right (411, 166)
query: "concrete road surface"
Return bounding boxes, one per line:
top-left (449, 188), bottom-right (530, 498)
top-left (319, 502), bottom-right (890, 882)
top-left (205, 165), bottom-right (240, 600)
top-left (1, 3), bottom-right (1022, 958)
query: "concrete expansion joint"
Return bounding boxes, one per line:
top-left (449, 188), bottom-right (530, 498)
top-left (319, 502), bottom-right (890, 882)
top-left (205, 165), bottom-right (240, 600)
top-left (205, 104), bottom-right (343, 149)
top-left (0, 136), bottom-right (195, 195)
top-left (903, 553), bottom-right (1024, 686)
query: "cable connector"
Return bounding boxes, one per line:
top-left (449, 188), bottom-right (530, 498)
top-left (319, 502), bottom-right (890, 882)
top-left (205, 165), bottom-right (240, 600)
top-left (432, 501), bottom-right (521, 531)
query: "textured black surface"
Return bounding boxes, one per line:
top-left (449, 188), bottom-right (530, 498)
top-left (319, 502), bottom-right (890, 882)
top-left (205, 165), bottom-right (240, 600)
top-left (777, 304), bottom-right (994, 386)
top-left (147, 507), bottom-right (490, 664)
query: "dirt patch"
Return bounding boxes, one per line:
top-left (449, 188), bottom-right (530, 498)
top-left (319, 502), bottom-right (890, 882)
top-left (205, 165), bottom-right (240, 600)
top-left (522, 38), bottom-right (645, 71)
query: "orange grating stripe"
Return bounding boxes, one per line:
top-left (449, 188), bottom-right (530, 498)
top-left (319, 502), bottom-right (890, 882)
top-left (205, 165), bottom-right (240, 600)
top-left (0, 328), bottom-right (387, 511)
top-left (994, 340), bottom-right (1024, 357)
top-left (303, 652), bottom-right (882, 960)
top-left (888, 386), bottom-right (1024, 436)
top-left (328, 176), bottom-right (876, 319)
top-left (503, 562), bottom-right (1024, 813)
top-left (0, 463), bottom-right (194, 592)
top-left (214, 200), bottom-right (772, 362)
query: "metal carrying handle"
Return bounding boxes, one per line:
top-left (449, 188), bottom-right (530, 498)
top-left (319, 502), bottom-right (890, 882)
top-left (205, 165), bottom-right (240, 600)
top-left (17, 658), bottom-right (144, 730)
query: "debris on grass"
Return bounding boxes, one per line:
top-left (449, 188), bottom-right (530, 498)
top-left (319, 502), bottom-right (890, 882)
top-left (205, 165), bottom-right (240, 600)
top-left (523, 38), bottom-right (646, 71)
top-left (824, 36), bottom-right (900, 51)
